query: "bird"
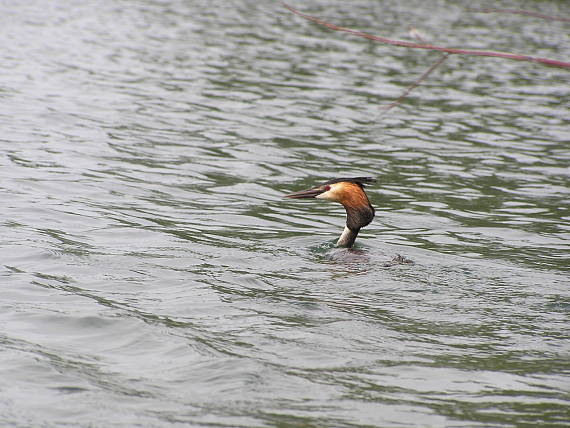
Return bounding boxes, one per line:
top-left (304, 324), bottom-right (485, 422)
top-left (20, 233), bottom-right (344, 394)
top-left (284, 177), bottom-right (376, 248)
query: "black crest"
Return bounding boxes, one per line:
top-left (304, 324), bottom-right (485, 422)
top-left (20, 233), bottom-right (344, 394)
top-left (322, 177), bottom-right (376, 188)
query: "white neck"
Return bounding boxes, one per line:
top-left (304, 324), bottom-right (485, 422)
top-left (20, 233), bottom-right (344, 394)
top-left (336, 226), bottom-right (359, 248)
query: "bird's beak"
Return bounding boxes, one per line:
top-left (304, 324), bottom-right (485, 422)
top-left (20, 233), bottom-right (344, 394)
top-left (284, 186), bottom-right (325, 199)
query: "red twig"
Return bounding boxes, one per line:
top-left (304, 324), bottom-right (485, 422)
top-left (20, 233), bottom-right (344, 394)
top-left (379, 53), bottom-right (450, 117)
top-left (283, 3), bottom-right (570, 69)
top-left (468, 8), bottom-right (570, 23)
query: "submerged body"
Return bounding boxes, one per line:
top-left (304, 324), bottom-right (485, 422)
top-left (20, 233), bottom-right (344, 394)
top-left (285, 177), bottom-right (375, 248)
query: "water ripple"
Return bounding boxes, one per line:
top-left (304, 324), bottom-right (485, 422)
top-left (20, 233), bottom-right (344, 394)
top-left (1, 0), bottom-right (569, 426)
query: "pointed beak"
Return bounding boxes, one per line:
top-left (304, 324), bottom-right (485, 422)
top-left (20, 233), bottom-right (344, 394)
top-left (284, 187), bottom-right (325, 199)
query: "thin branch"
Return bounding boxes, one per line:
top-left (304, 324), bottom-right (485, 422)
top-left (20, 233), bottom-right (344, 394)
top-left (379, 53), bottom-right (450, 117)
top-left (468, 8), bottom-right (570, 23)
top-left (283, 3), bottom-right (570, 69)
top-left (379, 26), bottom-right (449, 116)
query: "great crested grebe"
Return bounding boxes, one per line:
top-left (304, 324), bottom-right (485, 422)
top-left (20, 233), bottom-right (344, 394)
top-left (284, 177), bottom-right (376, 248)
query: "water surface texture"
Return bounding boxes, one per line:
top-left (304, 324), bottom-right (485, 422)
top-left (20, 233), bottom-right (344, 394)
top-left (1, 0), bottom-right (569, 426)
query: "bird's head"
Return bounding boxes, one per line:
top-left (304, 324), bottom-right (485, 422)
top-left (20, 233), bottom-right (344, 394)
top-left (285, 177), bottom-right (375, 206)
top-left (285, 177), bottom-right (375, 229)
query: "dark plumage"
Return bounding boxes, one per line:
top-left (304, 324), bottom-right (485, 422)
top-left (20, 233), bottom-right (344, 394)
top-left (322, 177), bottom-right (376, 187)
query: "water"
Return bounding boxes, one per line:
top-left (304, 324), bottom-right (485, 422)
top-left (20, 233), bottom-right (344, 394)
top-left (1, 0), bottom-right (569, 426)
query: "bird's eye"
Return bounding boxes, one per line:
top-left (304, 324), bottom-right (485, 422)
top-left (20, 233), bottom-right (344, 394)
top-left (324, 185), bottom-right (331, 191)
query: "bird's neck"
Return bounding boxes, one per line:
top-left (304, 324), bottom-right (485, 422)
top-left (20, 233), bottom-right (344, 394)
top-left (336, 204), bottom-right (374, 248)
top-left (336, 226), bottom-right (359, 248)
top-left (345, 204), bottom-right (374, 231)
